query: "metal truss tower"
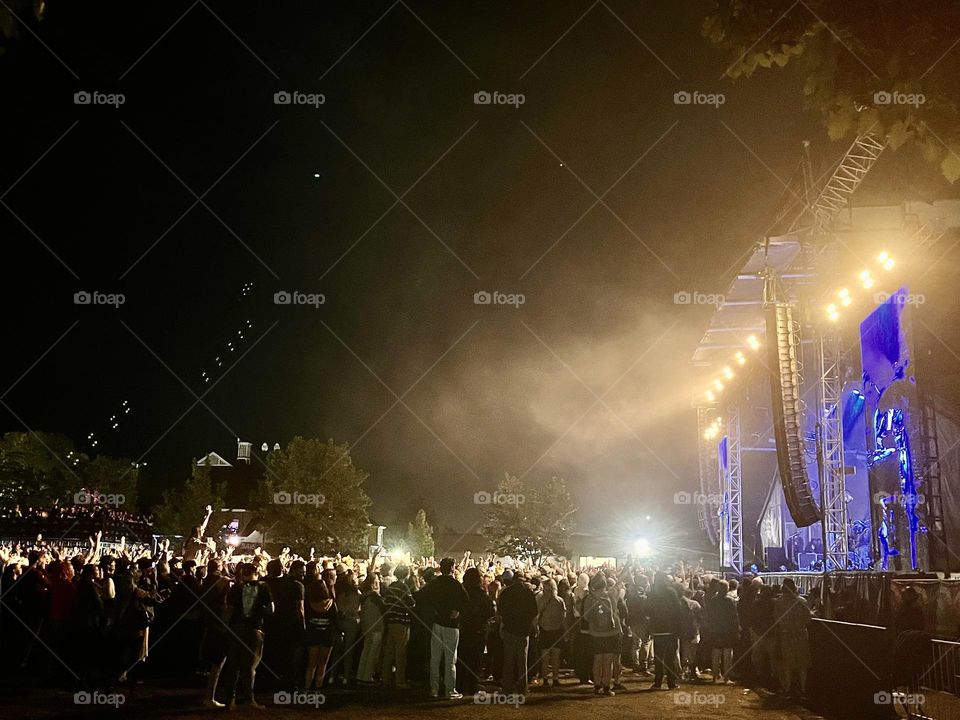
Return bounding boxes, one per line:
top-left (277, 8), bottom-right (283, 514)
top-left (816, 331), bottom-right (850, 571)
top-left (725, 403), bottom-right (744, 574)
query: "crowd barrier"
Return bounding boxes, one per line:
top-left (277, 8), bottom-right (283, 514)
top-left (805, 618), bottom-right (960, 719)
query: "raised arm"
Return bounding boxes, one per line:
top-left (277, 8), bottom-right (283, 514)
top-left (198, 504), bottom-right (214, 537)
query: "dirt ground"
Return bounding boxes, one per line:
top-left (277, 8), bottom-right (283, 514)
top-left (0, 673), bottom-right (827, 720)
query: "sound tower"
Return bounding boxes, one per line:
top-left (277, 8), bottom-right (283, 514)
top-left (766, 303), bottom-right (820, 527)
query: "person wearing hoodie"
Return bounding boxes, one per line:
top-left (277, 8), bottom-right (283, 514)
top-left (498, 570), bottom-right (538, 696)
top-left (457, 567), bottom-right (494, 695)
top-left (572, 572), bottom-right (593, 684)
top-left (647, 571), bottom-right (683, 690)
top-left (582, 573), bottom-right (620, 696)
top-left (704, 579), bottom-right (739, 684)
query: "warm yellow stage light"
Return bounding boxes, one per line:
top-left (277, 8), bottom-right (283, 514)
top-left (713, 379), bottom-right (724, 391)
top-left (723, 366), bottom-right (734, 380)
top-left (878, 251), bottom-right (889, 263)
top-left (883, 258), bottom-right (895, 271)
top-left (747, 335), bottom-right (761, 351)
top-left (705, 390), bottom-right (715, 403)
top-left (735, 351), bottom-right (746, 365)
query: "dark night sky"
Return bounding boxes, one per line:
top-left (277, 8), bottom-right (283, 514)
top-left (2, 1), bottom-right (954, 539)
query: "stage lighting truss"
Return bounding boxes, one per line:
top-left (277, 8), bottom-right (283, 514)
top-left (822, 251), bottom-right (898, 324)
top-left (700, 336), bottom-right (763, 405)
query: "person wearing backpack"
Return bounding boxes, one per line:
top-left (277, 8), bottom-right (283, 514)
top-left (535, 578), bottom-right (566, 688)
top-left (582, 573), bottom-right (619, 696)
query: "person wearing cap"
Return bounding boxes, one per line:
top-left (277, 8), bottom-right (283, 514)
top-left (416, 557), bottom-right (468, 699)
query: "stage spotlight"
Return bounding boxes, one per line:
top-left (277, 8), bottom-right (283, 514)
top-left (226, 535), bottom-right (241, 547)
top-left (747, 335), bottom-right (761, 351)
top-left (838, 288), bottom-right (852, 307)
top-left (713, 379), bottom-right (724, 391)
top-left (634, 538), bottom-right (653, 556)
top-left (705, 390), bottom-right (715, 403)
top-left (878, 251), bottom-right (889, 263)
top-left (859, 270), bottom-right (875, 289)
top-left (735, 351), bottom-right (746, 365)
top-left (883, 258), bottom-right (895, 271)
top-left (722, 366), bottom-right (734, 380)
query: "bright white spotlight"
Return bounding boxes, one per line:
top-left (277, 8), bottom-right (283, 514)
top-left (878, 251), bottom-right (889, 263)
top-left (226, 535), bottom-right (241, 547)
top-left (713, 379), bottom-right (724, 391)
top-left (735, 351), bottom-right (746, 366)
top-left (634, 538), bottom-right (653, 556)
top-left (722, 366), bottom-right (734, 380)
top-left (705, 390), bottom-right (715, 403)
top-left (883, 258), bottom-right (895, 271)
top-left (747, 335), bottom-right (761, 351)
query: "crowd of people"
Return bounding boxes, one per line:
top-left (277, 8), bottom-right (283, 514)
top-left (0, 503), bottom-right (153, 543)
top-left (0, 505), bottom-right (817, 709)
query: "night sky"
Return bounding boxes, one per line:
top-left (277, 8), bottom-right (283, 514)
top-left (2, 1), bottom-right (954, 538)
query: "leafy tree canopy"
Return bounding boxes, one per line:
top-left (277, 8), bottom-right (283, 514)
top-left (704, 0), bottom-right (960, 180)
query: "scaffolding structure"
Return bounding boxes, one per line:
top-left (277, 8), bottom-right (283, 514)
top-left (816, 331), bottom-right (850, 571)
top-left (723, 403), bottom-right (744, 574)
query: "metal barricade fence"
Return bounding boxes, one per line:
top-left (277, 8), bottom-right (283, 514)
top-left (903, 639), bottom-right (960, 720)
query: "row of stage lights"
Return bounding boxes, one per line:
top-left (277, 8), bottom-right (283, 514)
top-left (701, 333), bottom-right (763, 415)
top-left (824, 251), bottom-right (896, 323)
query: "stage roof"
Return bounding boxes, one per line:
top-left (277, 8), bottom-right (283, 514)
top-left (691, 235), bottom-right (802, 367)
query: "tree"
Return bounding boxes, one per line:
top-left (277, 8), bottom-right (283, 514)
top-left (0, 0), bottom-right (44, 57)
top-left (703, 1), bottom-right (960, 181)
top-left (153, 456), bottom-right (226, 537)
top-left (81, 454), bottom-right (140, 509)
top-left (0, 431), bottom-right (138, 509)
top-left (405, 508), bottom-right (435, 558)
top-left (482, 473), bottom-right (577, 567)
top-left (256, 437), bottom-right (372, 553)
top-left (0, 431), bottom-right (82, 505)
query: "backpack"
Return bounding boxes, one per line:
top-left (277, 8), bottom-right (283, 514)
top-left (584, 594), bottom-right (616, 633)
top-left (539, 596), bottom-right (565, 630)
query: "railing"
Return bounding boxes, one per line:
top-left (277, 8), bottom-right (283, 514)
top-left (900, 639), bottom-right (960, 720)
